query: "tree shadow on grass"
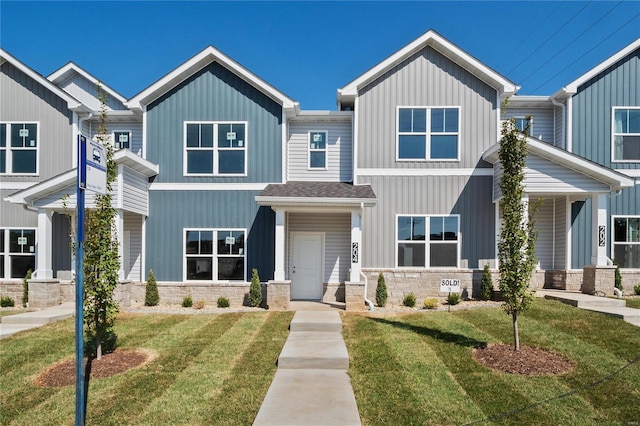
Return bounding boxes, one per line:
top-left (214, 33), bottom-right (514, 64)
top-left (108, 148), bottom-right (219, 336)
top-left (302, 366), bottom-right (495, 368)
top-left (368, 316), bottom-right (488, 349)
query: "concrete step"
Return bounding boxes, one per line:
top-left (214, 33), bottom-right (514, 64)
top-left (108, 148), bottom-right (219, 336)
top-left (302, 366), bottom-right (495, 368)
top-left (625, 317), bottom-right (640, 327)
top-left (0, 323), bottom-right (41, 339)
top-left (278, 331), bottom-right (349, 370)
top-left (577, 299), bottom-right (627, 309)
top-left (1, 304), bottom-right (75, 325)
top-left (289, 311), bottom-right (342, 333)
top-left (580, 305), bottom-right (640, 321)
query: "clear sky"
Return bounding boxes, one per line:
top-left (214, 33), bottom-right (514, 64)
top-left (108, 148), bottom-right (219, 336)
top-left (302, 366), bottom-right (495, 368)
top-left (1, 1), bottom-right (638, 110)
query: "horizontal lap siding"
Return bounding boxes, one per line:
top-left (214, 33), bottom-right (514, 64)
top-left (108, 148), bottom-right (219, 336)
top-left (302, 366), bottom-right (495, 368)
top-left (288, 121), bottom-right (352, 182)
top-left (287, 213), bottom-right (350, 283)
top-left (124, 212), bottom-right (142, 281)
top-left (503, 107), bottom-right (555, 142)
top-left (554, 105), bottom-right (565, 148)
top-left (534, 198), bottom-right (554, 270)
top-left (52, 212), bottom-right (71, 280)
top-left (122, 167), bottom-right (148, 215)
top-left (524, 154), bottom-right (610, 193)
top-left (89, 122), bottom-right (143, 156)
top-left (554, 198), bottom-right (567, 270)
top-left (34, 184), bottom-right (118, 210)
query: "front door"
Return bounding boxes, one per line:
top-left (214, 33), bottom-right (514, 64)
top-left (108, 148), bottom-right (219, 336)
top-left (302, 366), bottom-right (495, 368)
top-left (290, 233), bottom-right (323, 300)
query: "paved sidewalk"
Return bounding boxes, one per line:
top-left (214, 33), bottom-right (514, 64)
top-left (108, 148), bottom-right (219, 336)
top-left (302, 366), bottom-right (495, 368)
top-left (538, 289), bottom-right (640, 327)
top-left (253, 310), bottom-right (361, 426)
top-left (0, 302), bottom-right (75, 339)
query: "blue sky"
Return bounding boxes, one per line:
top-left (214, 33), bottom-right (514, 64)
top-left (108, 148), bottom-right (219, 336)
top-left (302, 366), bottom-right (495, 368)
top-left (1, 1), bottom-right (638, 110)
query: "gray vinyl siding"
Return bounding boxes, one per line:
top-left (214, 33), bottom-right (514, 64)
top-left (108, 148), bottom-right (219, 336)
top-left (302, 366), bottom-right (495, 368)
top-left (357, 45), bottom-right (497, 171)
top-left (572, 47), bottom-right (640, 169)
top-left (0, 61), bottom-right (74, 183)
top-left (124, 212), bottom-right (142, 281)
top-left (287, 213), bottom-right (350, 283)
top-left (88, 121), bottom-right (143, 156)
top-left (288, 121), bottom-right (352, 182)
top-left (360, 175), bottom-right (495, 269)
top-left (502, 107), bottom-right (555, 143)
top-left (554, 198), bottom-right (567, 270)
top-left (52, 212), bottom-right (72, 279)
top-left (145, 190), bottom-right (274, 282)
top-left (571, 199), bottom-right (591, 269)
top-left (1, 190), bottom-right (37, 227)
top-left (534, 198), bottom-right (554, 270)
top-left (554, 105), bottom-right (565, 148)
top-left (56, 72), bottom-right (126, 111)
top-left (122, 167), bottom-right (149, 216)
top-left (146, 62), bottom-right (283, 183)
top-left (34, 183), bottom-right (119, 210)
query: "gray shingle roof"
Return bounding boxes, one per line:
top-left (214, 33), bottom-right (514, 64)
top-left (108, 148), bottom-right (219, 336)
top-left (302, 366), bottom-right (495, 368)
top-left (259, 181), bottom-right (376, 199)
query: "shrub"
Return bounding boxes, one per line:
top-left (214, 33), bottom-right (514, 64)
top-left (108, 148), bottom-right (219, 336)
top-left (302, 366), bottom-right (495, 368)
top-left (634, 284), bottom-right (640, 296)
top-left (144, 269), bottom-right (160, 306)
top-left (249, 269), bottom-right (262, 307)
top-left (217, 297), bottom-right (230, 308)
top-left (375, 272), bottom-right (388, 307)
top-left (182, 295), bottom-right (193, 308)
top-left (447, 293), bottom-right (461, 305)
top-left (193, 300), bottom-right (205, 310)
top-left (403, 293), bottom-right (416, 308)
top-left (479, 264), bottom-right (493, 301)
top-left (1, 296), bottom-right (16, 307)
top-left (22, 269), bottom-right (32, 308)
top-left (423, 298), bottom-right (439, 309)
top-left (614, 261), bottom-right (623, 292)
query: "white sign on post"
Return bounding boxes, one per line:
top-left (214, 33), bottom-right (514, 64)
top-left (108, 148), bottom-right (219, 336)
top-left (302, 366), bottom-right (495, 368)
top-left (440, 278), bottom-right (460, 293)
top-left (85, 139), bottom-right (107, 195)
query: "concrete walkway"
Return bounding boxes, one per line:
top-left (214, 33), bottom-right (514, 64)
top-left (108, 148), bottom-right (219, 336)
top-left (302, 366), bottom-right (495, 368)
top-left (253, 310), bottom-right (361, 426)
top-left (538, 289), bottom-right (640, 327)
top-left (0, 302), bottom-right (75, 339)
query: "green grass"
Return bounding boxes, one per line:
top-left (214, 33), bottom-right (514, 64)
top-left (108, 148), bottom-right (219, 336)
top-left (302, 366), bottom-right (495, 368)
top-left (343, 299), bottom-right (640, 426)
top-left (625, 297), bottom-right (640, 309)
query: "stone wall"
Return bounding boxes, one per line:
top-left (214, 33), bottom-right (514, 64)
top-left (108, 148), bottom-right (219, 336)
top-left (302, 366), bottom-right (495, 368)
top-left (130, 281), bottom-right (252, 307)
top-left (0, 281), bottom-right (25, 306)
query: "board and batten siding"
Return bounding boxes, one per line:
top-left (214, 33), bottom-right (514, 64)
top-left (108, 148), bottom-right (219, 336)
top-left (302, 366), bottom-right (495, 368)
top-left (572, 47), bottom-right (639, 170)
top-left (502, 107), bottom-right (555, 143)
top-left (56, 72), bottom-right (126, 111)
top-left (360, 175), bottom-right (495, 269)
top-left (124, 212), bottom-right (142, 281)
top-left (145, 190), bottom-right (274, 282)
top-left (146, 62), bottom-right (283, 183)
top-left (356, 45), bottom-right (498, 171)
top-left (286, 213), bottom-right (351, 283)
top-left (1, 189), bottom-right (37, 227)
top-left (287, 121), bottom-right (352, 182)
top-left (122, 167), bottom-right (149, 216)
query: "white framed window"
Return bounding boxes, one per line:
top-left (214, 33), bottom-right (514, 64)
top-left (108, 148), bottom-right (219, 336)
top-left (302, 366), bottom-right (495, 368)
top-left (396, 215), bottom-right (460, 268)
top-left (113, 131), bottom-right (131, 150)
top-left (184, 228), bottom-right (246, 281)
top-left (612, 107), bottom-right (640, 162)
top-left (0, 228), bottom-right (36, 279)
top-left (184, 122), bottom-right (247, 176)
top-left (308, 131), bottom-right (327, 169)
top-left (612, 216), bottom-right (640, 269)
top-left (514, 116), bottom-right (533, 136)
top-left (397, 107), bottom-right (460, 161)
top-left (0, 122), bottom-right (39, 175)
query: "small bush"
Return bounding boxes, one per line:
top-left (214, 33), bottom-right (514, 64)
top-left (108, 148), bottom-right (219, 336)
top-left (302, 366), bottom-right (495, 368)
top-left (447, 293), bottom-right (461, 305)
top-left (193, 300), bottom-right (205, 310)
top-left (403, 293), bottom-right (416, 308)
top-left (634, 284), bottom-right (640, 296)
top-left (144, 269), bottom-right (160, 306)
top-left (376, 272), bottom-right (388, 307)
top-left (1, 296), bottom-right (15, 307)
top-left (479, 264), bottom-right (493, 301)
top-left (614, 261), bottom-right (623, 291)
top-left (217, 297), bottom-right (230, 308)
top-left (423, 298), bottom-right (439, 309)
top-left (182, 295), bottom-right (193, 308)
top-left (22, 269), bottom-right (32, 308)
top-left (249, 269), bottom-right (262, 307)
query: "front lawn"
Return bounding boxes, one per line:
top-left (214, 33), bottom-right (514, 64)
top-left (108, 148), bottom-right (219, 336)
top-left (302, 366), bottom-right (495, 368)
top-left (625, 297), bottom-right (640, 309)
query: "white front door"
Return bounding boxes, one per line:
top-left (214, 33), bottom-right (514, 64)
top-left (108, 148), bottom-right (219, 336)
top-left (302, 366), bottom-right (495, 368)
top-left (290, 233), bottom-right (323, 300)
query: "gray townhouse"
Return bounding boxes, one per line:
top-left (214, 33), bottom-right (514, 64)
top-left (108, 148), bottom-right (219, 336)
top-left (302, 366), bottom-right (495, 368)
top-left (1, 30), bottom-right (638, 309)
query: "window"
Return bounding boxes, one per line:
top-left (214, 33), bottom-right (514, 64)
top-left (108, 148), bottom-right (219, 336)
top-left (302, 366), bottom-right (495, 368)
top-left (185, 122), bottom-right (247, 175)
top-left (397, 107), bottom-right (459, 161)
top-left (514, 117), bottom-right (532, 136)
top-left (613, 108), bottom-right (640, 161)
top-left (308, 131), bottom-right (327, 169)
top-left (397, 215), bottom-right (459, 267)
top-left (113, 131), bottom-right (131, 150)
top-left (0, 123), bottom-right (38, 175)
top-left (613, 217), bottom-right (640, 269)
top-left (0, 229), bottom-right (36, 279)
top-left (185, 229), bottom-right (246, 281)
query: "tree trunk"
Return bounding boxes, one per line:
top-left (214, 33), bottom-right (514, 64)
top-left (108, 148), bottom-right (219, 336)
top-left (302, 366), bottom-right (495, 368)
top-left (96, 334), bottom-right (102, 360)
top-left (512, 312), bottom-right (520, 351)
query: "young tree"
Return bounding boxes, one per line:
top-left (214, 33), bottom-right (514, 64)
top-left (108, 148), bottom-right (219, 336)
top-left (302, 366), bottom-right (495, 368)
top-left (497, 112), bottom-right (538, 352)
top-left (83, 85), bottom-right (120, 359)
top-left (249, 268), bottom-right (262, 307)
top-left (145, 269), bottom-right (160, 306)
top-left (375, 272), bottom-right (388, 307)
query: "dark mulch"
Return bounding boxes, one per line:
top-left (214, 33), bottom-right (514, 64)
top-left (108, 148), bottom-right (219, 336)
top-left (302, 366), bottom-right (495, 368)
top-left (35, 350), bottom-right (149, 387)
top-left (473, 344), bottom-right (574, 375)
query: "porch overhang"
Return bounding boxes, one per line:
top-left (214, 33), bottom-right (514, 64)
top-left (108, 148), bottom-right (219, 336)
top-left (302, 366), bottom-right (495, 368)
top-left (255, 181), bottom-right (377, 209)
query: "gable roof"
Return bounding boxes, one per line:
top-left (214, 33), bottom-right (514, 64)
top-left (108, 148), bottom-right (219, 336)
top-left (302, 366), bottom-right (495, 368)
top-left (0, 49), bottom-right (88, 113)
top-left (338, 29), bottom-right (519, 103)
top-left (553, 37), bottom-right (640, 99)
top-left (48, 62), bottom-right (129, 106)
top-left (127, 46), bottom-right (298, 114)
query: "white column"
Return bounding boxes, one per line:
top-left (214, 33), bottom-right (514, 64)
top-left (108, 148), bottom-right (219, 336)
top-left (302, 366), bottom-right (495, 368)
top-left (274, 209), bottom-right (285, 281)
top-left (35, 209), bottom-right (53, 279)
top-left (116, 210), bottom-right (125, 280)
top-left (591, 193), bottom-right (608, 266)
top-left (350, 210), bottom-right (362, 282)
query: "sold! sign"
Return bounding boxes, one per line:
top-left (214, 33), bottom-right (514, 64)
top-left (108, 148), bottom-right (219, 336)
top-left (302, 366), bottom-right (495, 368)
top-left (440, 279), bottom-right (460, 293)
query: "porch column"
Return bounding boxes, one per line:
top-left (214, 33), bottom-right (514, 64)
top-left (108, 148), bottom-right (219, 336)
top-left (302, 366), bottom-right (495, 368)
top-left (35, 209), bottom-right (53, 279)
top-left (350, 210), bottom-right (362, 282)
top-left (591, 193), bottom-right (608, 266)
top-left (116, 209), bottom-right (125, 280)
top-left (274, 209), bottom-right (285, 281)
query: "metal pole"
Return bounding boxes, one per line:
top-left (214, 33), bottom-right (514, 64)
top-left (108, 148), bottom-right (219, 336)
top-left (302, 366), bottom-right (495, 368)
top-left (75, 136), bottom-right (86, 426)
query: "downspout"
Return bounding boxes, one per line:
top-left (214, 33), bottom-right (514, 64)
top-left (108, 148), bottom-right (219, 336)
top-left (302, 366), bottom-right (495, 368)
top-left (551, 96), bottom-right (566, 149)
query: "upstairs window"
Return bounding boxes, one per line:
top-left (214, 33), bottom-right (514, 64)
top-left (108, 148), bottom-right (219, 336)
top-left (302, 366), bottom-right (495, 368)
top-left (308, 131), bottom-right (327, 169)
top-left (397, 107), bottom-right (459, 161)
top-left (113, 131), bottom-right (131, 150)
top-left (184, 122), bottom-right (247, 176)
top-left (397, 215), bottom-right (459, 268)
top-left (0, 123), bottom-right (38, 175)
top-left (613, 108), bottom-right (640, 161)
top-left (613, 217), bottom-right (640, 269)
top-left (514, 117), bottom-right (533, 136)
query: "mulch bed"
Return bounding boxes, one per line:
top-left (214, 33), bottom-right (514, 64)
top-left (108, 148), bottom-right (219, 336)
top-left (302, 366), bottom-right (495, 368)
top-left (35, 350), bottom-right (150, 387)
top-left (473, 344), bottom-right (574, 375)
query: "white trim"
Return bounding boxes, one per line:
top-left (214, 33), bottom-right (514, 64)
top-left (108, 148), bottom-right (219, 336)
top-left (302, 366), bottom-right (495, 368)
top-left (307, 130), bottom-right (328, 170)
top-left (282, 110), bottom-right (287, 183)
top-left (611, 215), bottom-right (640, 269)
top-left (256, 196), bottom-right (376, 207)
top-left (112, 130), bottom-right (132, 150)
top-left (142, 106), bottom-right (147, 159)
top-left (353, 97), bottom-right (359, 184)
top-left (141, 216), bottom-right (147, 282)
top-left (395, 106), bottom-right (461, 162)
top-left (183, 121), bottom-right (248, 177)
top-left (611, 106), bottom-right (640, 163)
top-left (614, 169), bottom-right (640, 178)
top-left (566, 196), bottom-right (572, 270)
top-left (116, 164), bottom-right (124, 209)
top-left (357, 168), bottom-right (492, 177)
top-left (395, 213), bottom-right (461, 269)
top-left (150, 182), bottom-right (269, 191)
top-left (0, 122), bottom-right (40, 176)
top-left (182, 228), bottom-right (248, 282)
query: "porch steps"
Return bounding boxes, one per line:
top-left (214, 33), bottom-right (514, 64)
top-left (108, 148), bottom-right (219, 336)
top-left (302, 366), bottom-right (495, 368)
top-left (540, 290), bottom-right (640, 327)
top-left (579, 306), bottom-right (640, 325)
top-left (289, 310), bottom-right (342, 333)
